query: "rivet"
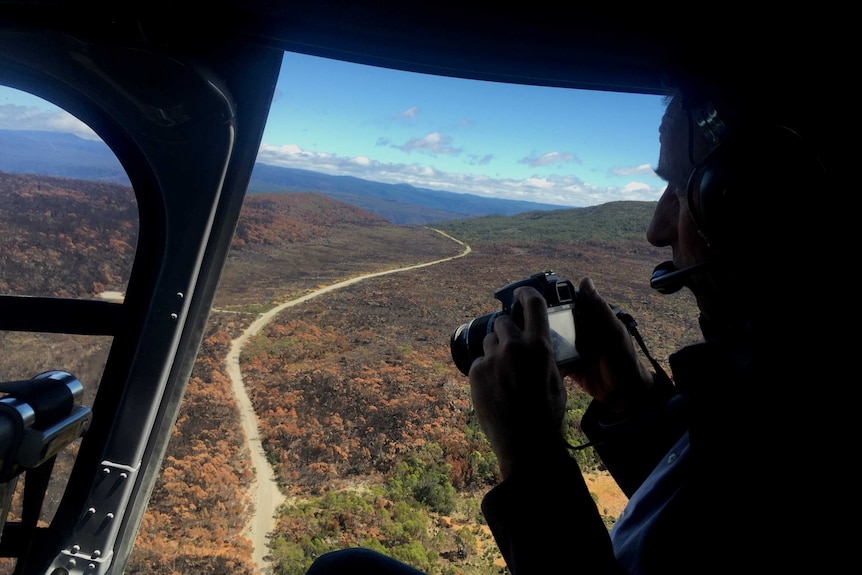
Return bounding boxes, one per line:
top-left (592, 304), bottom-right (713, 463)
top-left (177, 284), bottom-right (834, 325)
top-left (177, 292), bottom-right (184, 299)
top-left (92, 550), bottom-right (101, 558)
top-left (170, 312), bottom-right (178, 320)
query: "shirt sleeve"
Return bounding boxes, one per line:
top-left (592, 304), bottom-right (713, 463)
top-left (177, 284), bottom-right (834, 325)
top-left (582, 387), bottom-right (689, 498)
top-left (480, 456), bottom-right (626, 575)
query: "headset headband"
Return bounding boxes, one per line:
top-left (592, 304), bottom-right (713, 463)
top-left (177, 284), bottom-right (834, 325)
top-left (691, 102), bottom-right (728, 149)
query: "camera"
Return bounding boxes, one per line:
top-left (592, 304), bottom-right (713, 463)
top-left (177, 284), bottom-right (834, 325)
top-left (450, 270), bottom-right (579, 376)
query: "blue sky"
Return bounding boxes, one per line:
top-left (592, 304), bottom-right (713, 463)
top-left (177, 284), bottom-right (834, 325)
top-left (0, 50), bottom-right (668, 207)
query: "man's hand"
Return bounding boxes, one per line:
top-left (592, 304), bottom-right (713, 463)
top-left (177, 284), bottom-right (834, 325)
top-left (564, 277), bottom-right (654, 415)
top-left (468, 286), bottom-right (568, 480)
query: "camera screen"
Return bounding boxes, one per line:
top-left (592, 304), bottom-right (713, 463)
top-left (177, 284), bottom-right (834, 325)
top-left (547, 304), bottom-right (578, 365)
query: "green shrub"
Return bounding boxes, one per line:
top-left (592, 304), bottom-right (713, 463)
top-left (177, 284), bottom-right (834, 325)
top-left (386, 443), bottom-right (456, 514)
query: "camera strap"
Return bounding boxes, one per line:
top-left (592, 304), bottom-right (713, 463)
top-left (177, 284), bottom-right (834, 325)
top-left (612, 306), bottom-right (673, 389)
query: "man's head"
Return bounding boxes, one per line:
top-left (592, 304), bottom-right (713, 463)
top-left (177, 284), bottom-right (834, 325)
top-left (647, 95), bottom-right (719, 320)
top-left (647, 85), bottom-right (828, 333)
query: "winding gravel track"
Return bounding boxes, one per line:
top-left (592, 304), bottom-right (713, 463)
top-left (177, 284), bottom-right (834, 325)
top-left (224, 229), bottom-right (470, 573)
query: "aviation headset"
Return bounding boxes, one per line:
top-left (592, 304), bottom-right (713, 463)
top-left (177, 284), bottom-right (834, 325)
top-left (651, 95), bottom-right (825, 294)
top-left (686, 94), bottom-right (829, 248)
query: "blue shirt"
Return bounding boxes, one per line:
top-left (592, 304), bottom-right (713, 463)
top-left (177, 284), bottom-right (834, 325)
top-left (610, 431), bottom-right (691, 574)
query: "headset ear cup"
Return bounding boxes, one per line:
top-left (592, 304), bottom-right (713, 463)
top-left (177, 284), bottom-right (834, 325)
top-left (690, 125), bottom-right (818, 252)
top-left (687, 144), bottom-right (734, 248)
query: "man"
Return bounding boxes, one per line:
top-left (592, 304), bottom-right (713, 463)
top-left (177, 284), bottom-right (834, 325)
top-left (470, 84), bottom-right (836, 573)
top-left (309, 82), bottom-right (839, 573)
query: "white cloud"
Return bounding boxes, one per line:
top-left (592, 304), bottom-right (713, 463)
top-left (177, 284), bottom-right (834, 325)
top-left (395, 106), bottom-right (418, 119)
top-left (396, 132), bottom-right (462, 156)
top-left (611, 163), bottom-right (655, 177)
top-left (467, 153), bottom-right (494, 166)
top-left (519, 151), bottom-right (579, 167)
top-left (623, 181), bottom-right (651, 192)
top-left (0, 104), bottom-right (99, 140)
top-left (523, 177), bottom-right (555, 189)
top-left (256, 141), bottom-right (663, 207)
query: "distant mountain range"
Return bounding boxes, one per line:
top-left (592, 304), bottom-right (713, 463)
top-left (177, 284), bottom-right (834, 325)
top-left (0, 129), bottom-right (568, 225)
top-left (0, 129), bottom-right (130, 183)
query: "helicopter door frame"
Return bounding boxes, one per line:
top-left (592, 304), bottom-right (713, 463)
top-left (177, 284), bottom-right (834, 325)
top-left (0, 22), bottom-right (282, 574)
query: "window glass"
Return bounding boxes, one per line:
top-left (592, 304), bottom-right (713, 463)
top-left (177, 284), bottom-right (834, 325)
top-left (133, 52), bottom-right (701, 575)
top-left (0, 86), bottom-right (135, 539)
top-left (0, 52), bottom-right (702, 575)
top-left (0, 87), bottom-right (135, 299)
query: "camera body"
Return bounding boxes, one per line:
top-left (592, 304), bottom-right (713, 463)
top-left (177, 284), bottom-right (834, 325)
top-left (450, 270), bottom-right (579, 375)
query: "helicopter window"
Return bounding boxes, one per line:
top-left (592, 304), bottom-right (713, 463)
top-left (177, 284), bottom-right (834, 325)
top-left (0, 86), bottom-right (136, 301)
top-left (0, 85), bottom-right (135, 536)
top-left (0, 50), bottom-right (702, 574)
top-left (129, 52), bottom-right (700, 574)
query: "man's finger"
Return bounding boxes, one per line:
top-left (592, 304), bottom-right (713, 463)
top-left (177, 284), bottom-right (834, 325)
top-left (514, 287), bottom-right (551, 336)
top-left (481, 329), bottom-right (500, 355)
top-left (492, 312), bottom-right (522, 339)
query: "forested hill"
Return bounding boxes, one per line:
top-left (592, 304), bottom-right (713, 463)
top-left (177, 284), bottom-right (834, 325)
top-left (232, 190), bottom-right (390, 247)
top-left (0, 171), bottom-right (661, 304)
top-left (0, 171), bottom-right (138, 297)
top-left (433, 200), bottom-right (658, 245)
top-left (0, 171), bottom-right (451, 298)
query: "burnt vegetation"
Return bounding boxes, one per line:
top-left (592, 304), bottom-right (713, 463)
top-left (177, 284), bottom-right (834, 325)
top-left (0, 173), bottom-right (700, 575)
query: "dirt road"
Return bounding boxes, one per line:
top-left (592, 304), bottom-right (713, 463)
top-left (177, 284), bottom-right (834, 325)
top-left (224, 230), bottom-right (470, 574)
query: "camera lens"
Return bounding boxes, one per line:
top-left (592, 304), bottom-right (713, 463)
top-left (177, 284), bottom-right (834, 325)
top-left (450, 311), bottom-right (499, 376)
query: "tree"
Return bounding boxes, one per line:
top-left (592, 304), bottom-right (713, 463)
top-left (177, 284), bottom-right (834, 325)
top-left (386, 443), bottom-right (455, 515)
